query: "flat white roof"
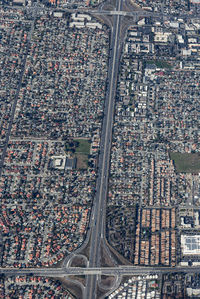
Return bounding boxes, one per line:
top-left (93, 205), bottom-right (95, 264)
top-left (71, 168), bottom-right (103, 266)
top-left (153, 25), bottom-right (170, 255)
top-left (181, 235), bottom-right (200, 255)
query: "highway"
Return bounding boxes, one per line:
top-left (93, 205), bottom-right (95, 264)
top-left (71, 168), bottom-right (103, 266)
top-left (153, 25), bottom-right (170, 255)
top-left (2, 265), bottom-right (200, 276)
top-left (84, 0), bottom-right (123, 298)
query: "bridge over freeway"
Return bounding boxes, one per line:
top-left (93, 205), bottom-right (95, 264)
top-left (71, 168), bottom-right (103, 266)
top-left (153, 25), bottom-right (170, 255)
top-left (0, 266), bottom-right (199, 277)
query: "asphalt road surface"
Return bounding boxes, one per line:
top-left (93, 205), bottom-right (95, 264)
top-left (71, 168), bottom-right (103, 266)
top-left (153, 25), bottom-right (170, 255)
top-left (84, 0), bottom-right (123, 297)
top-left (1, 265), bottom-right (200, 276)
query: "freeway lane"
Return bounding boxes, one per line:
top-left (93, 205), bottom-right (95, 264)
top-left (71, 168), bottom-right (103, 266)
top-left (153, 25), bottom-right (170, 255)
top-left (84, 0), bottom-right (123, 298)
top-left (2, 266), bottom-right (200, 276)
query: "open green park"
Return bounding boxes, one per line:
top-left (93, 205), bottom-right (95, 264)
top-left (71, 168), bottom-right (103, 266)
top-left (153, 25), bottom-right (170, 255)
top-left (169, 152), bottom-right (200, 173)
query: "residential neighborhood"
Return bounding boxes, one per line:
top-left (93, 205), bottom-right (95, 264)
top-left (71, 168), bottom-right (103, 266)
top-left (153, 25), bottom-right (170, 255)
top-left (0, 275), bottom-right (73, 298)
top-left (107, 12), bottom-right (200, 277)
top-left (1, 0), bottom-right (200, 298)
top-left (0, 7), bottom-right (109, 271)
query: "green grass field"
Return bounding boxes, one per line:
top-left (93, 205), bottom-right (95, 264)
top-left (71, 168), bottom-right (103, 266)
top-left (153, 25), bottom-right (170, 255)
top-left (74, 139), bottom-right (91, 155)
top-left (146, 59), bottom-right (172, 69)
top-left (169, 152), bottom-right (200, 173)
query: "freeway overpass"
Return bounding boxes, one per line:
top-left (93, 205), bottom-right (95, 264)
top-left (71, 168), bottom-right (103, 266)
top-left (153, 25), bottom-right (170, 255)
top-left (1, 265), bottom-right (200, 276)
